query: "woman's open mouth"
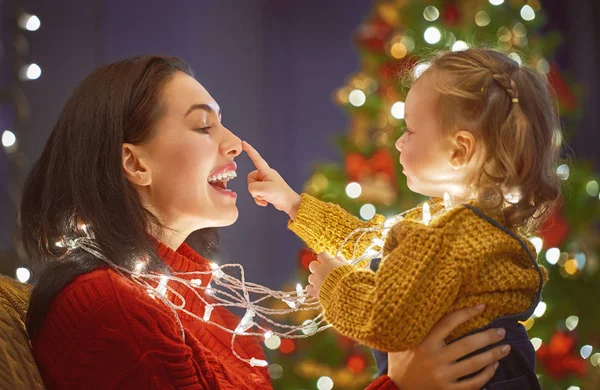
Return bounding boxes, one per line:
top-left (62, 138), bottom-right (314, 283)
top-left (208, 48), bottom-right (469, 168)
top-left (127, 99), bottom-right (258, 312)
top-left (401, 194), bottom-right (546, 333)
top-left (208, 169), bottom-right (237, 198)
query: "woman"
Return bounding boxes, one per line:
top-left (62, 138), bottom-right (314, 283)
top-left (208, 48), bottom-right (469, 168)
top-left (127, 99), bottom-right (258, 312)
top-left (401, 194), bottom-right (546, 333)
top-left (21, 55), bottom-right (508, 389)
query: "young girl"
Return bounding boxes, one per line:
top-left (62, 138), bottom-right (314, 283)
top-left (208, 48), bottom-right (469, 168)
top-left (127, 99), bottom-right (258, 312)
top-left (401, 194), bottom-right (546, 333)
top-left (244, 48), bottom-right (560, 389)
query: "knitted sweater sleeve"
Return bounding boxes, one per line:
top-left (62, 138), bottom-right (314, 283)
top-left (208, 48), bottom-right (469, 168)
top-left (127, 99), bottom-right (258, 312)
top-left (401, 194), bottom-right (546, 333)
top-left (288, 193), bottom-right (386, 259)
top-left (318, 221), bottom-right (462, 352)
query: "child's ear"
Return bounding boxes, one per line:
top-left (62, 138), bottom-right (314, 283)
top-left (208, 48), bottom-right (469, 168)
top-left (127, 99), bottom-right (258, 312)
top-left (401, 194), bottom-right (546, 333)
top-left (122, 143), bottom-right (152, 186)
top-left (449, 130), bottom-right (476, 170)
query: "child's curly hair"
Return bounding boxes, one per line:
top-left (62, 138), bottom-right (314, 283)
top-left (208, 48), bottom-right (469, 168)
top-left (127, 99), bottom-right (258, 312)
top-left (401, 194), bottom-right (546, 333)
top-left (418, 48), bottom-right (562, 234)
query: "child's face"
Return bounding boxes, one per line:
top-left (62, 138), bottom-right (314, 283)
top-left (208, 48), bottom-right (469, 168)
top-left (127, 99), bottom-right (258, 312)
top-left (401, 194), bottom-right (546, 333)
top-left (395, 74), bottom-right (476, 199)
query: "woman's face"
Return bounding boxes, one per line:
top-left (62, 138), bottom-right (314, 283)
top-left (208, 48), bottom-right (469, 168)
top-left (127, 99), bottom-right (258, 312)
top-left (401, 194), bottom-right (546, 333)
top-left (126, 72), bottom-right (242, 242)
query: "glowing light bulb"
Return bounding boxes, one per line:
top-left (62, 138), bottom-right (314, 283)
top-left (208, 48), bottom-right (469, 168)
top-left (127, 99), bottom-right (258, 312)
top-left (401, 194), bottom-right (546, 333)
top-left (508, 52), bottom-right (522, 66)
top-left (537, 58), bottom-right (550, 74)
top-left (265, 335), bottom-right (281, 349)
top-left (586, 180), bottom-right (599, 197)
top-left (391, 101), bottom-right (405, 119)
top-left (423, 6), bottom-right (439, 21)
top-left (211, 262), bottom-right (225, 279)
top-left (301, 319), bottom-right (318, 335)
top-left (413, 63), bottom-right (430, 79)
top-left (443, 192), bottom-right (453, 208)
top-left (317, 376), bottom-right (334, 390)
top-left (156, 275), bottom-right (168, 296)
top-left (349, 90), bottom-right (366, 107)
top-left (475, 11), bottom-right (491, 27)
top-left (1, 130), bottom-right (16, 148)
top-left (530, 337), bottom-right (542, 351)
top-left (22, 63), bottom-right (42, 80)
top-left (565, 315), bottom-right (579, 331)
top-left (581, 345), bottom-right (593, 359)
top-left (19, 13), bottom-right (41, 31)
top-left (520, 5), bottom-right (535, 21)
top-left (545, 248), bottom-right (560, 265)
top-left (529, 237), bottom-right (543, 254)
top-left (134, 261), bottom-right (145, 274)
top-left (533, 301), bottom-right (547, 318)
top-left (16, 267), bottom-right (31, 283)
top-left (359, 204), bottom-right (376, 220)
top-left (345, 182), bottom-right (362, 198)
top-left (424, 27), bottom-right (441, 44)
top-left (203, 304), bottom-right (213, 321)
top-left (452, 40), bottom-right (469, 51)
top-left (250, 358), bottom-right (268, 367)
top-left (235, 309), bottom-right (256, 333)
top-left (422, 202), bottom-right (431, 225)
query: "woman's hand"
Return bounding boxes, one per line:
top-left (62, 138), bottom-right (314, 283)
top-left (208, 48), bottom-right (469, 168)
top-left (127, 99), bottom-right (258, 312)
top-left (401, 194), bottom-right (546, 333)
top-left (242, 141), bottom-right (302, 219)
top-left (306, 253), bottom-right (347, 297)
top-left (387, 305), bottom-right (510, 390)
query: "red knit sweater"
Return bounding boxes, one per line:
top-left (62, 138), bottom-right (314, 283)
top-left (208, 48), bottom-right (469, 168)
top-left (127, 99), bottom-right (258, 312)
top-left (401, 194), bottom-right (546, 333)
top-left (32, 241), bottom-right (398, 389)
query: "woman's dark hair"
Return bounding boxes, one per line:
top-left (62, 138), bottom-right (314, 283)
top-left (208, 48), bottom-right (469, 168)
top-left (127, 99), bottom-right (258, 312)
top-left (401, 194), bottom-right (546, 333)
top-left (21, 55), bottom-right (219, 337)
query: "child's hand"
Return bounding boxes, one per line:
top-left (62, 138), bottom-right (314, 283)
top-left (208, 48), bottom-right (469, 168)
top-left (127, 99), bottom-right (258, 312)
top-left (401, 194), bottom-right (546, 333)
top-left (307, 252), bottom-right (348, 297)
top-left (242, 141), bottom-right (302, 219)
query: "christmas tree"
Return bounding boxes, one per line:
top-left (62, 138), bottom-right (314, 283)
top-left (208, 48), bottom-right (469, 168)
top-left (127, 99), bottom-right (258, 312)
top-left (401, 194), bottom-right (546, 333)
top-left (266, 1), bottom-right (600, 389)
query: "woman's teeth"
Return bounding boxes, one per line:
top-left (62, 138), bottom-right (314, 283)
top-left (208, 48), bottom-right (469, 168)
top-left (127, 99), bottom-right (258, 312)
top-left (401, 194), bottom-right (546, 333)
top-left (208, 170), bottom-right (237, 189)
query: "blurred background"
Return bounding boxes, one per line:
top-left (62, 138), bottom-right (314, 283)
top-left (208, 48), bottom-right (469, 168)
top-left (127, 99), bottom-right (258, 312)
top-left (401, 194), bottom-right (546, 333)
top-left (1, 0), bottom-right (599, 389)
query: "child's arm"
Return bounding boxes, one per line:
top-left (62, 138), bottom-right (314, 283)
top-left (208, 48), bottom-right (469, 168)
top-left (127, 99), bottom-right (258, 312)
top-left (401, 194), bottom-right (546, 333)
top-left (317, 221), bottom-right (462, 352)
top-left (242, 141), bottom-right (385, 259)
top-left (288, 193), bottom-right (385, 259)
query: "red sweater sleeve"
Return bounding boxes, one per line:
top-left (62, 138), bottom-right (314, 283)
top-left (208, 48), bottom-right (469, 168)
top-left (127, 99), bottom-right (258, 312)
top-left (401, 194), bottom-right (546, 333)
top-left (366, 375), bottom-right (399, 390)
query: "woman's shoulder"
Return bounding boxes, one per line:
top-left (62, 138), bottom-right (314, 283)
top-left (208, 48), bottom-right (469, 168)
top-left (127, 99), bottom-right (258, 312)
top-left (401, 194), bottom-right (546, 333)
top-left (54, 266), bottom-right (143, 309)
top-left (43, 267), bottom-right (176, 336)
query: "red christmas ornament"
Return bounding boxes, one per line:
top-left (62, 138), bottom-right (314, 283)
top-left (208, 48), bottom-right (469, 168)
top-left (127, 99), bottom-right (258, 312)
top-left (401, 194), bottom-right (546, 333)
top-left (536, 332), bottom-right (588, 381)
top-left (442, 2), bottom-right (460, 26)
top-left (347, 354), bottom-right (367, 374)
top-left (354, 15), bottom-right (394, 54)
top-left (370, 149), bottom-right (396, 180)
top-left (345, 149), bottom-right (396, 183)
top-left (539, 208), bottom-right (570, 248)
top-left (548, 62), bottom-right (578, 112)
top-left (298, 247), bottom-right (317, 269)
top-left (279, 338), bottom-right (296, 354)
top-left (345, 152), bottom-right (368, 182)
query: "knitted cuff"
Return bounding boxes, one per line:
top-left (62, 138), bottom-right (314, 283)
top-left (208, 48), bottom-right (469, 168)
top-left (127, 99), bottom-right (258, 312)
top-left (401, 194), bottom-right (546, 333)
top-left (287, 193), bottom-right (328, 245)
top-left (318, 264), bottom-right (354, 309)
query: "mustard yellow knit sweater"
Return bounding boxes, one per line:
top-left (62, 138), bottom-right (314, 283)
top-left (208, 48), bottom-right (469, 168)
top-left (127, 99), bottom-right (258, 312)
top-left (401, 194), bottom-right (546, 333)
top-left (289, 194), bottom-right (547, 352)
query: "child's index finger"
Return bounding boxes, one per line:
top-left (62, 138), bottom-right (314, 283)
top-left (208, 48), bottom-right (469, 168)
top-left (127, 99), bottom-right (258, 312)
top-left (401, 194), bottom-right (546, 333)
top-left (242, 141), bottom-right (270, 171)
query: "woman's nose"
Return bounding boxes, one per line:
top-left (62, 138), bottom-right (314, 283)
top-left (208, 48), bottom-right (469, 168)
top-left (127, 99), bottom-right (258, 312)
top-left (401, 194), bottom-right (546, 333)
top-left (220, 126), bottom-right (242, 158)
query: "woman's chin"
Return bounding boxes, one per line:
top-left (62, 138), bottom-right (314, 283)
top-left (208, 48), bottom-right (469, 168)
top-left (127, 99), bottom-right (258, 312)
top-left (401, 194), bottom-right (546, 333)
top-left (211, 205), bottom-right (239, 227)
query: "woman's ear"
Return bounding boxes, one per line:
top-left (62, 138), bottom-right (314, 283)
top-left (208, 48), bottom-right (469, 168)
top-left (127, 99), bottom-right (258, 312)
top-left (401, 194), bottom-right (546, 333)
top-left (122, 143), bottom-right (152, 186)
top-left (449, 130), bottom-right (476, 170)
